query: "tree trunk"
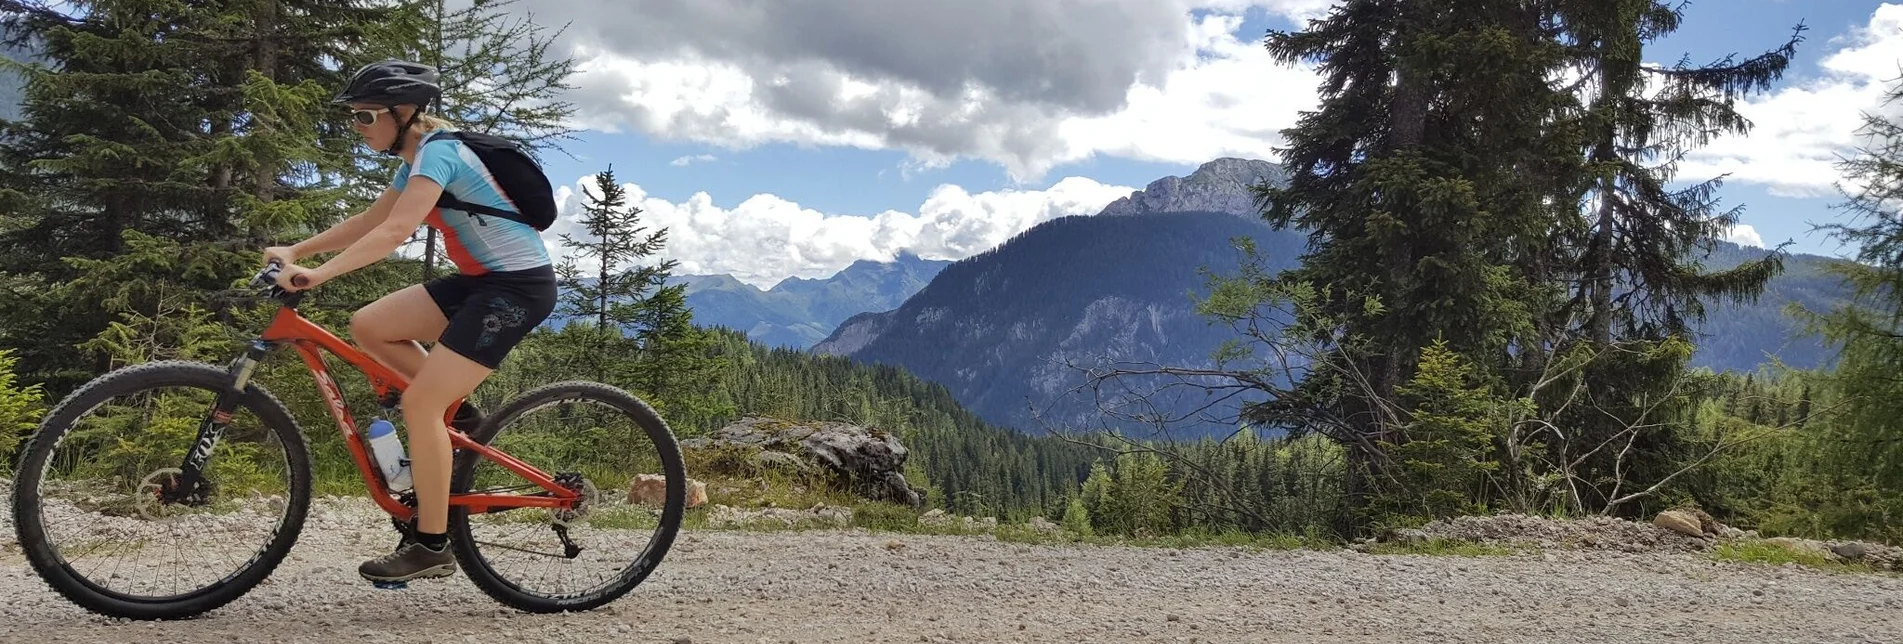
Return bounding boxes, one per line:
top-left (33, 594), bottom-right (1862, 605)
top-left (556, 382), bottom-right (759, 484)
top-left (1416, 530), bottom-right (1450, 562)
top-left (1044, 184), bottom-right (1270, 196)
top-left (251, 0), bottom-right (277, 206)
top-left (1340, 43), bottom-right (1432, 535)
top-left (423, 228), bottom-right (438, 279)
top-left (598, 250), bottom-right (610, 332)
top-left (1586, 60), bottom-right (1618, 346)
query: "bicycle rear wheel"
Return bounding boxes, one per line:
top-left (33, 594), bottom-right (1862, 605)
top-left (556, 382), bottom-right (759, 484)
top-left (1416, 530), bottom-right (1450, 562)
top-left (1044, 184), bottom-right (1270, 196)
top-left (448, 381), bottom-right (685, 613)
top-left (10, 360), bottom-right (312, 620)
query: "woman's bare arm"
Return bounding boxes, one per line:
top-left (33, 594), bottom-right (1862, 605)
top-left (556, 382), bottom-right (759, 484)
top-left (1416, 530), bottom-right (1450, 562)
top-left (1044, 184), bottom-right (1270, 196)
top-left (291, 186), bottom-right (404, 259)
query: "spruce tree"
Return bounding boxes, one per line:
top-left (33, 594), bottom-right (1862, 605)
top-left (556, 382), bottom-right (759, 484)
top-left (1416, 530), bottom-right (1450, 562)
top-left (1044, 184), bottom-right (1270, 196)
top-left (1536, 1), bottom-right (1803, 515)
top-left (0, 0), bottom-right (394, 394)
top-left (1246, 0), bottom-right (1572, 530)
top-left (553, 166), bottom-right (726, 428)
top-left (556, 166), bottom-right (677, 334)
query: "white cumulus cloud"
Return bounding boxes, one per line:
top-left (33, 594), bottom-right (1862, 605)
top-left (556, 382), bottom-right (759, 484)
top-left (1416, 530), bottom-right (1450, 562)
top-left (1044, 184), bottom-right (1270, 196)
top-left (536, 176), bottom-right (1139, 288)
top-left (1726, 224), bottom-right (1766, 248)
top-left (519, 0), bottom-right (1322, 182)
top-left (1680, 4), bottom-right (1903, 197)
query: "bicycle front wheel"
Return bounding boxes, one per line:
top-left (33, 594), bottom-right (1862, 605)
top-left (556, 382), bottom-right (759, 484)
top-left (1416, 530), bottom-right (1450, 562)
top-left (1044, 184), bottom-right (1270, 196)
top-left (448, 381), bottom-right (686, 613)
top-left (10, 360), bottom-right (312, 620)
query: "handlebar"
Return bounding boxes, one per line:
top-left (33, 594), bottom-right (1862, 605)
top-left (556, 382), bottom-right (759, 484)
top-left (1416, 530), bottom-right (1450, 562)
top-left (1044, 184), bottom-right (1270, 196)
top-left (253, 259), bottom-right (309, 289)
top-left (251, 259), bottom-right (310, 307)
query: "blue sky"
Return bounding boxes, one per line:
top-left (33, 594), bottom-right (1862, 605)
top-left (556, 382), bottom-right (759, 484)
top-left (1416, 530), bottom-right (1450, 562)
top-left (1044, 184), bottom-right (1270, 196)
top-left (499, 0), bottom-right (1903, 287)
top-left (1639, 0), bottom-right (1900, 256)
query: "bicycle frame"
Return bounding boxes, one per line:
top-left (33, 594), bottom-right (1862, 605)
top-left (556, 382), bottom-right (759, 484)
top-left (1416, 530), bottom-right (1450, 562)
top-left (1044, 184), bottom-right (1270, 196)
top-left (205, 289), bottom-right (580, 523)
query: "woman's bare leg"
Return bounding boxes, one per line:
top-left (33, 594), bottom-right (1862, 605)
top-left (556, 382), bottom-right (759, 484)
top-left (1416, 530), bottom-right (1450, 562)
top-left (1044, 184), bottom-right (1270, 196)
top-left (400, 347), bottom-right (493, 536)
top-left (356, 345), bottom-right (492, 583)
top-left (349, 284), bottom-right (446, 380)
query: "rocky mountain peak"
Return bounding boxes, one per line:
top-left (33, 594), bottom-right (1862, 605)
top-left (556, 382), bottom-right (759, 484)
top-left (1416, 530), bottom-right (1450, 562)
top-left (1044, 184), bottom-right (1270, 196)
top-left (1097, 157), bottom-right (1287, 218)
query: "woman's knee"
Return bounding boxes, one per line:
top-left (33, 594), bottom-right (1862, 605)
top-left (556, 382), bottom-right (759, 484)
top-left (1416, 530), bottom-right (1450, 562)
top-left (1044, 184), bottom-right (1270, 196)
top-left (349, 306), bottom-right (385, 343)
top-left (400, 385), bottom-right (452, 422)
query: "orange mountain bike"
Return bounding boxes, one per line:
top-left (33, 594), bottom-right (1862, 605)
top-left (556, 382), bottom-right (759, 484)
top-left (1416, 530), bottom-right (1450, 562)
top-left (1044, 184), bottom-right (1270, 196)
top-left (10, 261), bottom-right (687, 619)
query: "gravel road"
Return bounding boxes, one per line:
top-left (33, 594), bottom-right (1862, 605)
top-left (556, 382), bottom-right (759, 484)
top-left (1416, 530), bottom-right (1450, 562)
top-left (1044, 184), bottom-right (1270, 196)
top-left (4, 495), bottom-right (1901, 644)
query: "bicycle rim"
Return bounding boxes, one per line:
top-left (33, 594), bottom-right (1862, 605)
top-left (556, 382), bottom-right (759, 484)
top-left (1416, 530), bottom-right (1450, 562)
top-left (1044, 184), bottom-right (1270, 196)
top-left (448, 381), bottom-right (685, 613)
top-left (11, 360), bottom-right (311, 620)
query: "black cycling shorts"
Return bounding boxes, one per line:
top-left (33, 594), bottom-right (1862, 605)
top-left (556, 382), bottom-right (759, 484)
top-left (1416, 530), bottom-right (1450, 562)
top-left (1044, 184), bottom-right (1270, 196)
top-left (423, 264), bottom-right (557, 369)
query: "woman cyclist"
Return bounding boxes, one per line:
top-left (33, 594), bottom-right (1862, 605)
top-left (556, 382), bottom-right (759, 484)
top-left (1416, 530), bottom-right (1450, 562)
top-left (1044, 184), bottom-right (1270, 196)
top-left (263, 59), bottom-right (558, 583)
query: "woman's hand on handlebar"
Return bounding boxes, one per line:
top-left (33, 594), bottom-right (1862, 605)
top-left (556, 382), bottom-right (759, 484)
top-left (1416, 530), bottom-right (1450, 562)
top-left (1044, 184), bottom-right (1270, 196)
top-left (273, 262), bottom-right (324, 291)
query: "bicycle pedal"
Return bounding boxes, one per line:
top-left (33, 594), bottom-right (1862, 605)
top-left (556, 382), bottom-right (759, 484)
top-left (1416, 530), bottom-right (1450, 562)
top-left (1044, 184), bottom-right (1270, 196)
top-left (370, 580), bottom-right (409, 590)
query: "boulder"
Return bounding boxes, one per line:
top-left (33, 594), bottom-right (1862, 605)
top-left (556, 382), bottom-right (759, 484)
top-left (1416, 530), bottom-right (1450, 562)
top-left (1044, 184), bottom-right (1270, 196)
top-left (681, 416), bottom-right (928, 509)
top-left (1766, 536), bottom-right (1840, 561)
top-left (624, 474), bottom-right (708, 508)
top-left (1653, 510), bottom-right (1705, 537)
top-left (1027, 516), bottom-right (1062, 535)
top-left (688, 479), bottom-right (708, 507)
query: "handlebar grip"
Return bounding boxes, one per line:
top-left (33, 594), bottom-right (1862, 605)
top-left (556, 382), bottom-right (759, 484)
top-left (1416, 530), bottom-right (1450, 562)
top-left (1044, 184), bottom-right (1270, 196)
top-left (290, 273), bottom-right (309, 288)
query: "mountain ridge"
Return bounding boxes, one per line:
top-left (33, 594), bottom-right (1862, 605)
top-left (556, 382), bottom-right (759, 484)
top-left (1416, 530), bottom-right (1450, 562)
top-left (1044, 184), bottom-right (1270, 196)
top-left (809, 157), bottom-right (1856, 435)
top-left (672, 250), bottom-right (951, 349)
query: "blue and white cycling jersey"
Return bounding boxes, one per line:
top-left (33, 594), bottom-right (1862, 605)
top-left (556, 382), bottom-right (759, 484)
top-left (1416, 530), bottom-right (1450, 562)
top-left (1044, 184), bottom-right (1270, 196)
top-left (391, 131), bottom-right (552, 276)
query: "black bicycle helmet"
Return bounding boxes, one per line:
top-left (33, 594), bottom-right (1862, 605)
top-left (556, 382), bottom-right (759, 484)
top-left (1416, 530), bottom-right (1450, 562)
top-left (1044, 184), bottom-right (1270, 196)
top-left (333, 58), bottom-right (441, 107)
top-left (333, 59), bottom-right (441, 155)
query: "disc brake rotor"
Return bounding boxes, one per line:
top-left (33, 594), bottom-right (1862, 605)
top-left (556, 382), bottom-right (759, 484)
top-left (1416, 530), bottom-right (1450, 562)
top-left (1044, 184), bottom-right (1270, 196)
top-left (135, 468), bottom-right (184, 520)
top-left (549, 474), bottom-right (597, 526)
top-left (135, 467), bottom-right (214, 520)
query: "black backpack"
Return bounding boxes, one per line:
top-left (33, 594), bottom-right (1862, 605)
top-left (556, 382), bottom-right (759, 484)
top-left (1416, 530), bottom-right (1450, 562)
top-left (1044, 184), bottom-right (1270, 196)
top-left (423, 130), bottom-right (558, 230)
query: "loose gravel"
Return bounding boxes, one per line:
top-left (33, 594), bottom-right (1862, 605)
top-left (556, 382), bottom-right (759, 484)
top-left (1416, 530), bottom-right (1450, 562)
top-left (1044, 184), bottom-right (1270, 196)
top-left (3, 493), bottom-right (1901, 643)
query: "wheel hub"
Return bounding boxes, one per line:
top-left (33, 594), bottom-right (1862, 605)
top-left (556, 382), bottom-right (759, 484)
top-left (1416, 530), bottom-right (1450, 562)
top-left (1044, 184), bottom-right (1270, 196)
top-left (136, 467), bottom-right (214, 519)
top-left (550, 472), bottom-right (596, 525)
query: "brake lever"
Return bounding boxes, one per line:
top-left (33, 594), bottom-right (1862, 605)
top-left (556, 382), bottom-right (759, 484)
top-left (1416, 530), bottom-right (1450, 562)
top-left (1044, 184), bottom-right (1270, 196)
top-left (251, 260), bottom-right (282, 290)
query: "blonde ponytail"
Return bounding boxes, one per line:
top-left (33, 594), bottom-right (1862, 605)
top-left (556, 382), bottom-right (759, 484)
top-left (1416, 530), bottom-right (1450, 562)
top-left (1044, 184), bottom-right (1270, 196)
top-left (414, 113), bottom-right (453, 132)
top-left (393, 104), bottom-right (452, 132)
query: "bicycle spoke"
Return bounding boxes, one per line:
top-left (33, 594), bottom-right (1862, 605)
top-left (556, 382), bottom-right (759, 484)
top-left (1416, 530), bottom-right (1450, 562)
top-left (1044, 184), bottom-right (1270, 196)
top-left (450, 381), bottom-right (684, 612)
top-left (13, 362), bottom-right (310, 620)
top-left (471, 538), bottom-right (570, 559)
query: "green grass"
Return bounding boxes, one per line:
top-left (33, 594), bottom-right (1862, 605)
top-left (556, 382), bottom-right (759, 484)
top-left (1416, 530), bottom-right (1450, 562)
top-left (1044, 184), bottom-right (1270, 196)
top-left (1708, 540), bottom-right (1880, 574)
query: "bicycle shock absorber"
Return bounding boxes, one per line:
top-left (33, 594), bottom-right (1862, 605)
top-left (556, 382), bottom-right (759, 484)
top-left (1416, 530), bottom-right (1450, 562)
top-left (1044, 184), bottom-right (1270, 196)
top-left (164, 341), bottom-right (274, 508)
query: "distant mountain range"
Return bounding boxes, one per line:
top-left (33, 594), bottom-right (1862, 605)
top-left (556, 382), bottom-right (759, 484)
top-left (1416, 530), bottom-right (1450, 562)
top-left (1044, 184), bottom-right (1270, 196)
top-left (793, 158), bottom-right (1857, 437)
top-left (672, 252), bottom-right (951, 349)
top-left (809, 158), bottom-right (1303, 436)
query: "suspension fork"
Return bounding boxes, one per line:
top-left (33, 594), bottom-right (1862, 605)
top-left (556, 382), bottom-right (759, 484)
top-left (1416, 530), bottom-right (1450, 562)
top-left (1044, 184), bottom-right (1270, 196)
top-left (173, 340), bottom-right (274, 496)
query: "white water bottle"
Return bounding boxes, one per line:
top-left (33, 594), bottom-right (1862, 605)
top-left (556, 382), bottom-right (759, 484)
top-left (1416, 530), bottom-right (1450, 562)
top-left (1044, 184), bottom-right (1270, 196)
top-left (365, 418), bottom-right (412, 491)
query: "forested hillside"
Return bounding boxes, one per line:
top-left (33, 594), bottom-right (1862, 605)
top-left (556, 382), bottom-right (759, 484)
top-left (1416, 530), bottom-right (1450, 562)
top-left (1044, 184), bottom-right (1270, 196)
top-left (812, 203), bottom-right (1849, 441)
top-left (1692, 242), bottom-right (1853, 373)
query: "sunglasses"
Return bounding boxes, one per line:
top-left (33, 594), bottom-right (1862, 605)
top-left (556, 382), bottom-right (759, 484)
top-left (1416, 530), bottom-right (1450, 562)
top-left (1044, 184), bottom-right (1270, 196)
top-left (349, 108), bottom-right (389, 126)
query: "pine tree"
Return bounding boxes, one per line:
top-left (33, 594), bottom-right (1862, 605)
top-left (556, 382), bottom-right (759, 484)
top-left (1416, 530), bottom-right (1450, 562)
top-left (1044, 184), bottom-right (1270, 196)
top-left (1537, 1), bottom-right (1802, 514)
top-left (1562, 1), bottom-right (1800, 345)
top-left (551, 166), bottom-right (727, 426)
top-left (0, 0), bottom-right (396, 394)
top-left (556, 167), bottom-right (672, 332)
